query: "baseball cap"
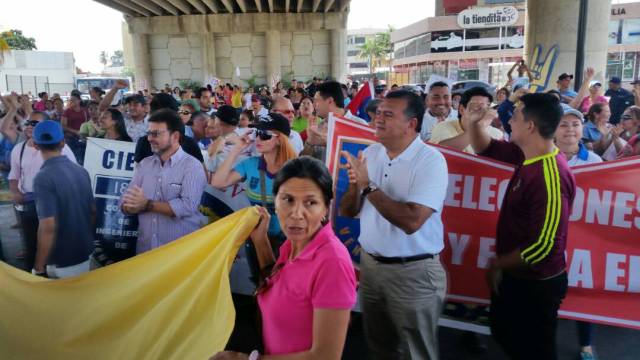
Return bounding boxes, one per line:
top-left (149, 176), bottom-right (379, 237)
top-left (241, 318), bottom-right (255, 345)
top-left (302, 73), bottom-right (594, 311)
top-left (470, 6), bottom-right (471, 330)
top-left (561, 103), bottom-right (584, 122)
top-left (33, 120), bottom-right (64, 145)
top-left (558, 73), bottom-right (573, 81)
top-left (249, 112), bottom-right (291, 136)
top-left (215, 105), bottom-right (239, 126)
top-left (610, 76), bottom-right (622, 84)
top-left (589, 80), bottom-right (602, 87)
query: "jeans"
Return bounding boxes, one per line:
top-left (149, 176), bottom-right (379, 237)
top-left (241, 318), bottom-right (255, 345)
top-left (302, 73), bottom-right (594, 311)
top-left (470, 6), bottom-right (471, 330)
top-left (16, 201), bottom-right (39, 270)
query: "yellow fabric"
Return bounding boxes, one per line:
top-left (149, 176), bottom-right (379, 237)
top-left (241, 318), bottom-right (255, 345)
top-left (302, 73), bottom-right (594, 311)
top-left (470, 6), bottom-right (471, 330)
top-left (0, 207), bottom-right (260, 360)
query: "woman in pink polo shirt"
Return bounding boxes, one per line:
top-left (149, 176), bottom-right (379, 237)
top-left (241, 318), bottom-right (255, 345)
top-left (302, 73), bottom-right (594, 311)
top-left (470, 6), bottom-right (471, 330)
top-left (211, 156), bottom-right (357, 360)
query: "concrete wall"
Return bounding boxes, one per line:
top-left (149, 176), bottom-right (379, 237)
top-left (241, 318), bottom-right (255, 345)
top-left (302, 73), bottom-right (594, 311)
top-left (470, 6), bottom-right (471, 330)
top-left (148, 34), bottom-right (203, 88)
top-left (124, 12), bottom-right (346, 89)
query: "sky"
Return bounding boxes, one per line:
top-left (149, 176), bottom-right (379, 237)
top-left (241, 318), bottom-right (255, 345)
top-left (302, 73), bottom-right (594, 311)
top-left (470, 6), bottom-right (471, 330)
top-left (1, 0), bottom-right (638, 72)
top-left (1, 0), bottom-right (435, 72)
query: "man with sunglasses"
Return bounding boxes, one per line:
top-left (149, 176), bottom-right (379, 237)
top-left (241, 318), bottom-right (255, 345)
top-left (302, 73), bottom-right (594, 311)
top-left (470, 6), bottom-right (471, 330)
top-left (8, 112), bottom-right (76, 271)
top-left (121, 109), bottom-right (207, 254)
top-left (272, 97), bottom-right (304, 154)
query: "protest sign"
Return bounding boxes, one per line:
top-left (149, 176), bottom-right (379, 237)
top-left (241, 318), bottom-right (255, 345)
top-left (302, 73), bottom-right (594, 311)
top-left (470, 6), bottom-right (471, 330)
top-left (326, 115), bottom-right (640, 330)
top-left (84, 138), bottom-right (138, 262)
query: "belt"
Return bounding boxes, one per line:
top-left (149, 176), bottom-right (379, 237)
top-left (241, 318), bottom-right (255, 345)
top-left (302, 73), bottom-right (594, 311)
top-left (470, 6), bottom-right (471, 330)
top-left (368, 252), bottom-right (435, 264)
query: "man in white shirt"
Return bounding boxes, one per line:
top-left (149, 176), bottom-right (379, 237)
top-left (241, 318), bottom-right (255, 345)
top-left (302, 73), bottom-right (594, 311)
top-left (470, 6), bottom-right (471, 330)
top-left (123, 95), bottom-right (150, 142)
top-left (341, 90), bottom-right (449, 360)
top-left (8, 112), bottom-right (76, 270)
top-left (430, 87), bottom-right (504, 154)
top-left (421, 81), bottom-right (458, 142)
top-left (271, 97), bottom-right (304, 154)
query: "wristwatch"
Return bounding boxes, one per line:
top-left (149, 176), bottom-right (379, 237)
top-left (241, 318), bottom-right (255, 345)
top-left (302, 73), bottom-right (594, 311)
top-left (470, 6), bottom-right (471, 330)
top-left (249, 350), bottom-right (260, 360)
top-left (361, 182), bottom-right (379, 198)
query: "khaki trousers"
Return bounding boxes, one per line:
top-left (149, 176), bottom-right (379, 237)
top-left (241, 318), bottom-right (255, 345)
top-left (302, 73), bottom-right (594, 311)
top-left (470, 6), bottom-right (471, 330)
top-left (360, 252), bottom-right (447, 360)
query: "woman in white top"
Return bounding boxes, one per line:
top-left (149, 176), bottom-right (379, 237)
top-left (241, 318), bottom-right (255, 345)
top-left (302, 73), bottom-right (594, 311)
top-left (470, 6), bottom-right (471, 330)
top-left (554, 104), bottom-right (601, 360)
top-left (556, 105), bottom-right (602, 166)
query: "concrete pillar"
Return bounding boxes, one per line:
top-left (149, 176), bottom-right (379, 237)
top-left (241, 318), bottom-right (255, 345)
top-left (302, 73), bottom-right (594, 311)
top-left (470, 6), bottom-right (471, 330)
top-left (435, 0), bottom-right (445, 16)
top-left (331, 28), bottom-right (347, 82)
top-left (265, 30), bottom-right (281, 88)
top-left (525, 0), bottom-right (611, 91)
top-left (201, 32), bottom-right (217, 84)
top-left (131, 33), bottom-right (151, 91)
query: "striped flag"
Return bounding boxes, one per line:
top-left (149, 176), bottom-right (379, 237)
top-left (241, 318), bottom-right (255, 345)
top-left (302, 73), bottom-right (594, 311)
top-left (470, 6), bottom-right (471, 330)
top-left (347, 81), bottom-right (375, 121)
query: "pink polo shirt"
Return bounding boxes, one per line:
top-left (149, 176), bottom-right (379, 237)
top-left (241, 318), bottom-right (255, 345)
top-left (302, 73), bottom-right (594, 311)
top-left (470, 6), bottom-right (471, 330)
top-left (257, 223), bottom-right (357, 355)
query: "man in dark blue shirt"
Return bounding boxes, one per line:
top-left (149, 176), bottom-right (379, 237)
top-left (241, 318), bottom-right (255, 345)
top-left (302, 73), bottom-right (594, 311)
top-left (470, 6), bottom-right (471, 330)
top-left (32, 121), bottom-right (95, 278)
top-left (605, 76), bottom-right (634, 125)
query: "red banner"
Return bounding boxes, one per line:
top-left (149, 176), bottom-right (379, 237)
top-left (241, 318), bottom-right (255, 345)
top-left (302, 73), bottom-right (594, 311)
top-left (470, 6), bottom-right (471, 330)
top-left (327, 115), bottom-right (640, 330)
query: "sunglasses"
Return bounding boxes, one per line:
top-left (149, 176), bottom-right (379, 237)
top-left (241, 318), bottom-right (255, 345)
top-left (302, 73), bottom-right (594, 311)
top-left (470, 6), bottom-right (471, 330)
top-left (178, 110), bottom-right (192, 115)
top-left (25, 120), bottom-right (39, 127)
top-left (255, 129), bottom-right (278, 141)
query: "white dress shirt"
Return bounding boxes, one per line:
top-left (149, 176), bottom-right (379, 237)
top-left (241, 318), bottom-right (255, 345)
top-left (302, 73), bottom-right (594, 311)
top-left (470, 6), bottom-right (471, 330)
top-left (358, 136), bottom-right (449, 257)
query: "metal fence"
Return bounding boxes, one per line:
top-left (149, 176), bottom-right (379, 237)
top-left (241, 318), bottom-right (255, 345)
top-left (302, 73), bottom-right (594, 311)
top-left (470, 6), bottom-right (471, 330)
top-left (4, 75), bottom-right (74, 96)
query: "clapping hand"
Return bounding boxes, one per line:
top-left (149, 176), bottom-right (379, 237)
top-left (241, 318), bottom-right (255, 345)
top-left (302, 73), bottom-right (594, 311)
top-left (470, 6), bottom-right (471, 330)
top-left (122, 185), bottom-right (147, 214)
top-left (341, 150), bottom-right (369, 188)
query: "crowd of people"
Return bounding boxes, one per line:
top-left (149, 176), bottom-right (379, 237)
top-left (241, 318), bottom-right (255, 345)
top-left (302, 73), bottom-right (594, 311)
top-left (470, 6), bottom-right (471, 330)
top-left (0, 65), bottom-right (639, 360)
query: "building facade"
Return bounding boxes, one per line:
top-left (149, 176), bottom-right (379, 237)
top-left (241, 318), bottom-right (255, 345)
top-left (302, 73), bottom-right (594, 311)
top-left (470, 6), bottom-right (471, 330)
top-left (1, 50), bottom-right (76, 95)
top-left (346, 28), bottom-right (385, 78)
top-left (390, 1), bottom-right (639, 89)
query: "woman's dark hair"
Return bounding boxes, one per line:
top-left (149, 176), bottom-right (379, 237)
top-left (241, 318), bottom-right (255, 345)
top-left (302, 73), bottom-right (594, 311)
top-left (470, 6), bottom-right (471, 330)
top-left (91, 86), bottom-right (105, 96)
top-left (586, 103), bottom-right (608, 123)
top-left (498, 87), bottom-right (511, 99)
top-left (241, 109), bottom-right (255, 124)
top-left (273, 156), bottom-right (334, 207)
top-left (105, 108), bottom-right (132, 142)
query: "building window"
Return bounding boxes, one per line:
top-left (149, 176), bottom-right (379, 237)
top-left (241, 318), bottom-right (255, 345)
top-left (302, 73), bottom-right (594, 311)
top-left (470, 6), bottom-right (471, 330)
top-left (607, 52), bottom-right (623, 80)
top-left (350, 62), bottom-right (369, 69)
top-left (394, 41), bottom-right (405, 59)
top-left (624, 52), bottom-right (636, 80)
top-left (355, 37), bottom-right (366, 44)
top-left (347, 50), bottom-right (360, 57)
top-left (622, 19), bottom-right (640, 45)
top-left (416, 34), bottom-right (431, 56)
top-left (458, 59), bottom-right (479, 81)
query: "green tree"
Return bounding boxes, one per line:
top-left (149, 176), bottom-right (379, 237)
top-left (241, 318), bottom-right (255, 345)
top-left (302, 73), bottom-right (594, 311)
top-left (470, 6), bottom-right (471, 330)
top-left (358, 26), bottom-right (394, 78)
top-left (0, 29), bottom-right (37, 50)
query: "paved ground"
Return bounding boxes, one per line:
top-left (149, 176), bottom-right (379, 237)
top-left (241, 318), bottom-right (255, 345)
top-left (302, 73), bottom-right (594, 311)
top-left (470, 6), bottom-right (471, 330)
top-left (1, 203), bottom-right (638, 359)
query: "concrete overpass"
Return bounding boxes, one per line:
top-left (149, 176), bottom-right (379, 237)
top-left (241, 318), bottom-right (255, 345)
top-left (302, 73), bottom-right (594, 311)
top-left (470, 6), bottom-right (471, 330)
top-left (93, 0), bottom-right (352, 90)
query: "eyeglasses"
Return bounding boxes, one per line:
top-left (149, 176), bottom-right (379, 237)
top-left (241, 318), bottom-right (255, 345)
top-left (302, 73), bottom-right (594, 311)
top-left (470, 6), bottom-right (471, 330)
top-left (25, 120), bottom-right (39, 127)
top-left (178, 110), bottom-right (191, 115)
top-left (146, 129), bottom-right (169, 138)
top-left (255, 129), bottom-right (279, 141)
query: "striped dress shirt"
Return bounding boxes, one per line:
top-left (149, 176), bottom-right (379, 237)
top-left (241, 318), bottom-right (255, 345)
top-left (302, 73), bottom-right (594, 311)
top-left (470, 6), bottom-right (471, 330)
top-left (123, 147), bottom-right (207, 254)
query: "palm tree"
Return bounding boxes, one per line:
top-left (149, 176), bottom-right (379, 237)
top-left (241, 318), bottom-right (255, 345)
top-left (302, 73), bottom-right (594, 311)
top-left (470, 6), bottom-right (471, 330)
top-left (359, 38), bottom-right (385, 78)
top-left (358, 27), bottom-right (395, 80)
top-left (99, 51), bottom-right (109, 70)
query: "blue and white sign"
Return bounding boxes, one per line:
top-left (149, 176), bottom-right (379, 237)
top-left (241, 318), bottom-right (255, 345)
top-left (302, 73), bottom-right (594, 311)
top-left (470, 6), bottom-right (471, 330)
top-left (84, 138), bottom-right (138, 262)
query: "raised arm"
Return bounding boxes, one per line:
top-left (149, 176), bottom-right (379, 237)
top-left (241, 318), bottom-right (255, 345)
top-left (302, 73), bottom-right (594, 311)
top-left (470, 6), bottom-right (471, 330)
top-left (99, 79), bottom-right (128, 112)
top-left (468, 108), bottom-right (498, 154)
top-left (568, 67), bottom-right (595, 110)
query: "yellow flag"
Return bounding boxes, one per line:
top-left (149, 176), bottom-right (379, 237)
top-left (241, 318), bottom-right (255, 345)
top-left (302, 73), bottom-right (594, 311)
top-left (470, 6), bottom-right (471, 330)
top-left (0, 207), bottom-right (260, 360)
